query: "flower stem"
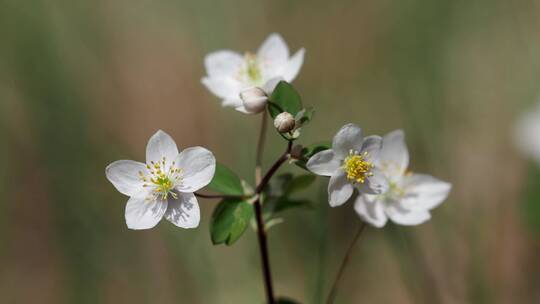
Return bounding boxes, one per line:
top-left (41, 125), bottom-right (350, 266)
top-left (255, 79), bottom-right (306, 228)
top-left (253, 113), bottom-right (275, 304)
top-left (253, 196), bottom-right (274, 304)
top-left (326, 221), bottom-right (367, 304)
top-left (256, 141), bottom-right (292, 194)
top-left (255, 112), bottom-right (267, 185)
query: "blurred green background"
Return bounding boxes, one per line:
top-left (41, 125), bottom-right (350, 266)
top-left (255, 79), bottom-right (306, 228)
top-left (2, 0), bottom-right (540, 303)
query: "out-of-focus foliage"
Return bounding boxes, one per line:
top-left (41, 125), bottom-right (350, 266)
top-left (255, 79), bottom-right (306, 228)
top-left (1, 0), bottom-right (540, 303)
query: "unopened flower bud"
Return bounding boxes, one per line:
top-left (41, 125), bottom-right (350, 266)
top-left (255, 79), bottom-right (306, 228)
top-left (274, 112), bottom-right (296, 133)
top-left (240, 87), bottom-right (268, 114)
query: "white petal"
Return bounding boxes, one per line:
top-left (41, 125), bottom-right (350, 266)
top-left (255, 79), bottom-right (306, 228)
top-left (401, 174), bottom-right (451, 211)
top-left (306, 149), bottom-right (341, 176)
top-left (332, 123), bottom-right (364, 158)
top-left (176, 147), bottom-right (216, 192)
top-left (146, 130), bottom-right (179, 165)
top-left (165, 192), bottom-right (200, 229)
top-left (105, 160), bottom-right (148, 197)
top-left (354, 195), bottom-right (388, 228)
top-left (257, 33), bottom-right (289, 70)
top-left (222, 97), bottom-right (244, 108)
top-left (234, 104), bottom-right (250, 114)
top-left (328, 171), bottom-right (354, 207)
top-left (201, 77), bottom-right (242, 100)
top-left (360, 135), bottom-right (383, 161)
top-left (282, 48), bottom-right (305, 82)
top-left (355, 168), bottom-right (389, 195)
top-left (386, 201), bottom-right (431, 226)
top-left (204, 50), bottom-right (244, 78)
top-left (125, 196), bottom-right (167, 230)
top-left (378, 130), bottom-right (409, 177)
top-left (514, 101), bottom-right (540, 164)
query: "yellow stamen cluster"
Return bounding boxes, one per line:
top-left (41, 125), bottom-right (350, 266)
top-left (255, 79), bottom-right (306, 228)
top-left (139, 157), bottom-right (182, 200)
top-left (343, 150), bottom-right (374, 184)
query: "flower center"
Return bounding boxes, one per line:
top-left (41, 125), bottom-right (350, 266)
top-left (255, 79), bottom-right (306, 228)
top-left (244, 53), bottom-right (262, 84)
top-left (139, 157), bottom-right (182, 200)
top-left (384, 181), bottom-right (406, 201)
top-left (343, 150), bottom-right (374, 184)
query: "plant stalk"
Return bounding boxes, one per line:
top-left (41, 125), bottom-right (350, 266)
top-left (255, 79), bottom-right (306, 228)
top-left (253, 113), bottom-right (275, 304)
top-left (326, 221), bottom-right (367, 304)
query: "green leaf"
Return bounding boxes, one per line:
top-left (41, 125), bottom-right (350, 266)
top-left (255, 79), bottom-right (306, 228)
top-left (273, 198), bottom-right (312, 213)
top-left (268, 81), bottom-right (303, 119)
top-left (284, 174), bottom-right (316, 196)
top-left (276, 297), bottom-right (302, 304)
top-left (210, 198), bottom-right (253, 245)
top-left (262, 174), bottom-right (315, 217)
top-left (207, 162), bottom-right (244, 195)
top-left (265, 173), bottom-right (293, 197)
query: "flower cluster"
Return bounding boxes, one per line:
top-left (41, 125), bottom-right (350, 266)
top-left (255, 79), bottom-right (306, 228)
top-left (307, 126), bottom-right (451, 227)
top-left (106, 33), bottom-right (451, 231)
top-left (104, 32), bottom-right (453, 304)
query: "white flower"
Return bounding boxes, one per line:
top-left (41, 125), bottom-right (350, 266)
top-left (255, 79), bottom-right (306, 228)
top-left (306, 123), bottom-right (389, 207)
top-left (514, 101), bottom-right (540, 164)
top-left (354, 130), bottom-right (451, 227)
top-left (202, 33), bottom-right (305, 113)
top-left (105, 130), bottom-right (216, 230)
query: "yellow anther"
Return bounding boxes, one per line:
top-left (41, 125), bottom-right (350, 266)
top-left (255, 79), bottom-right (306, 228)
top-left (343, 150), bottom-right (374, 184)
top-left (140, 159), bottom-right (184, 201)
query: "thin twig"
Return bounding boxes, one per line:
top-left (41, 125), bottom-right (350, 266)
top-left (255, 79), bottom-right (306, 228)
top-left (255, 141), bottom-right (292, 194)
top-left (254, 196), bottom-right (274, 303)
top-left (255, 113), bottom-right (268, 185)
top-left (326, 222), bottom-right (367, 304)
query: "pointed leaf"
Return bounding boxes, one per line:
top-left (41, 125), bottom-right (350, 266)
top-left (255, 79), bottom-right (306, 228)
top-left (268, 81), bottom-right (303, 119)
top-left (207, 162), bottom-right (244, 195)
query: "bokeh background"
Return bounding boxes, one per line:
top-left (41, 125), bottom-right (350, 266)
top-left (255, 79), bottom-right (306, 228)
top-left (2, 0), bottom-right (540, 303)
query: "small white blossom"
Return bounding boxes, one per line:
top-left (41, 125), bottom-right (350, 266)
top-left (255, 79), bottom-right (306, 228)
top-left (354, 130), bottom-right (451, 227)
top-left (240, 86), bottom-right (268, 114)
top-left (306, 123), bottom-right (389, 207)
top-left (202, 33), bottom-right (305, 113)
top-left (514, 101), bottom-right (540, 164)
top-left (274, 112), bottom-right (296, 133)
top-left (105, 130), bottom-right (216, 230)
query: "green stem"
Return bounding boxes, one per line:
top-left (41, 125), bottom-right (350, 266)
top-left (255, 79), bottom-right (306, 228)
top-left (326, 222), bottom-right (367, 304)
top-left (253, 113), bottom-right (275, 304)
